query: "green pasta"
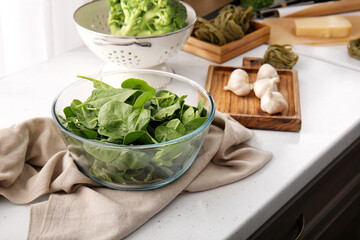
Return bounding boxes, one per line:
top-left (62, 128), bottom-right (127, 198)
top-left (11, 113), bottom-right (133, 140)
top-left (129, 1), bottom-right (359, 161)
top-left (347, 38), bottom-right (360, 60)
top-left (194, 5), bottom-right (253, 46)
top-left (263, 44), bottom-right (299, 69)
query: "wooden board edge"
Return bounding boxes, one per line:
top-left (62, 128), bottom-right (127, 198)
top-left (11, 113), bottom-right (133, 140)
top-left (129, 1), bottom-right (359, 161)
top-left (182, 36), bottom-right (222, 55)
top-left (242, 57), bottom-right (263, 68)
top-left (182, 40), bottom-right (223, 63)
top-left (205, 65), bottom-right (217, 92)
top-left (291, 70), bottom-right (302, 123)
top-left (182, 21), bottom-right (270, 64)
top-left (232, 114), bottom-right (302, 132)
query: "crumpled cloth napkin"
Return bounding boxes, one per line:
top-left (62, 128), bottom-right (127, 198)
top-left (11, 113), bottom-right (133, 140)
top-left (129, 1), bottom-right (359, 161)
top-left (0, 111), bottom-right (272, 240)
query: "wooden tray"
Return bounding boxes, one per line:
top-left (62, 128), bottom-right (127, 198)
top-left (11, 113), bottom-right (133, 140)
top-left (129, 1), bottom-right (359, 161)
top-left (182, 21), bottom-right (270, 64)
top-left (205, 57), bottom-right (302, 131)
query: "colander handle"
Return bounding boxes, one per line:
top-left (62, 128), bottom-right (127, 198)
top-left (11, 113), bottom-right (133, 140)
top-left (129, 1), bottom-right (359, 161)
top-left (93, 38), bottom-right (151, 47)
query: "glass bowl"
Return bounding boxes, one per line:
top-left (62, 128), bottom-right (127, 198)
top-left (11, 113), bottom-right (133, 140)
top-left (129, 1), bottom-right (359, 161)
top-left (52, 69), bottom-right (215, 190)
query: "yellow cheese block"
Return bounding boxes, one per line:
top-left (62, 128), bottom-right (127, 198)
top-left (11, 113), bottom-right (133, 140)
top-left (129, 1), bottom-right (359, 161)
top-left (294, 16), bottom-right (352, 38)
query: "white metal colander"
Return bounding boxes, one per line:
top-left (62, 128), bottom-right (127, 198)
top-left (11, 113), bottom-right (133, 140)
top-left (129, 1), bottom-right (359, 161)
top-left (74, 0), bottom-right (197, 70)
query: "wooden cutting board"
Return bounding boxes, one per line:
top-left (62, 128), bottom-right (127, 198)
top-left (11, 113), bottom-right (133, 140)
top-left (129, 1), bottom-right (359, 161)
top-left (205, 57), bottom-right (302, 132)
top-left (283, 0), bottom-right (360, 18)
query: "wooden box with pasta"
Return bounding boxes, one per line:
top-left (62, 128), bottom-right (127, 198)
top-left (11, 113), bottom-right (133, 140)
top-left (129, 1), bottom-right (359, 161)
top-left (183, 20), bottom-right (270, 63)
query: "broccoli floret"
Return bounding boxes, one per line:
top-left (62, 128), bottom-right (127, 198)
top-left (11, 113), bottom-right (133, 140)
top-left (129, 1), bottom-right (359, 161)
top-left (107, 0), bottom-right (187, 37)
top-left (241, 0), bottom-right (273, 11)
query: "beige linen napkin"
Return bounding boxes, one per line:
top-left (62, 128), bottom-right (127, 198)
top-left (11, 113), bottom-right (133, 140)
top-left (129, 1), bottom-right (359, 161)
top-left (0, 111), bottom-right (272, 239)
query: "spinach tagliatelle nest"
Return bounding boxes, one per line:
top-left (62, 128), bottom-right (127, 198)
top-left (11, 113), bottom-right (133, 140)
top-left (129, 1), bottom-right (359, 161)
top-left (348, 38), bottom-right (360, 60)
top-left (58, 76), bottom-right (208, 185)
top-left (194, 4), bottom-right (253, 46)
top-left (263, 44), bottom-right (299, 69)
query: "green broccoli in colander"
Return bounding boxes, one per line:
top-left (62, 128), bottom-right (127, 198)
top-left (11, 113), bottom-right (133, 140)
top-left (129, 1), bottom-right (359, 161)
top-left (107, 0), bottom-right (187, 37)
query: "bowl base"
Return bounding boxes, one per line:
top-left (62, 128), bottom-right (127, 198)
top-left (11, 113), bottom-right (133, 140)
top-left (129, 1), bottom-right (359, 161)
top-left (100, 62), bottom-right (173, 89)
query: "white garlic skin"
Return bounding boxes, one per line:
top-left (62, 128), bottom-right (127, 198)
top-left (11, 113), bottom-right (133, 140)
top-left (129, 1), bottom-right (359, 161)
top-left (253, 77), bottom-right (280, 99)
top-left (224, 69), bottom-right (253, 96)
top-left (260, 89), bottom-right (288, 114)
top-left (257, 63), bottom-right (279, 80)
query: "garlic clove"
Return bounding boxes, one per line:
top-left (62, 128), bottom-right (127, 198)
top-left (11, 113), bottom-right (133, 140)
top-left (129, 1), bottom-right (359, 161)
top-left (223, 69), bottom-right (253, 96)
top-left (260, 88), bottom-right (288, 114)
top-left (253, 77), bottom-right (280, 99)
top-left (257, 63), bottom-right (279, 80)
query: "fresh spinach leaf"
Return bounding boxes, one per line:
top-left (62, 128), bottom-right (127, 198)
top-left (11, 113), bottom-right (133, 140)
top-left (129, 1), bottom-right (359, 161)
top-left (111, 150), bottom-right (149, 170)
top-left (83, 142), bottom-right (120, 163)
top-left (90, 160), bottom-right (112, 182)
top-left (184, 117), bottom-right (207, 134)
top-left (127, 108), bottom-right (151, 132)
top-left (121, 78), bottom-right (156, 94)
top-left (152, 95), bottom-right (186, 121)
top-left (98, 100), bottom-right (132, 126)
top-left (151, 143), bottom-right (186, 166)
top-left (165, 118), bottom-right (186, 135)
top-left (79, 88), bottom-right (139, 109)
top-left (77, 75), bottom-right (113, 89)
top-left (197, 98), bottom-right (205, 115)
top-left (70, 99), bottom-right (97, 129)
top-left (63, 106), bottom-right (76, 119)
top-left (151, 90), bottom-right (177, 108)
top-left (133, 91), bottom-right (154, 109)
top-left (123, 131), bottom-right (157, 145)
top-left (181, 106), bottom-right (195, 124)
top-left (66, 121), bottom-right (98, 139)
top-left (97, 100), bottom-right (133, 138)
top-left (155, 126), bottom-right (183, 143)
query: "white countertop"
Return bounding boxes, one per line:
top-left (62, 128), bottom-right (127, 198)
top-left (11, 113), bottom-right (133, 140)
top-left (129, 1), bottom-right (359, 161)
top-left (1, 42), bottom-right (360, 240)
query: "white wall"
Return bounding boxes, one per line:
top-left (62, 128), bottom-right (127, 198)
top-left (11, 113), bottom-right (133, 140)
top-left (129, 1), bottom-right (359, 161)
top-left (0, 0), bottom-right (91, 78)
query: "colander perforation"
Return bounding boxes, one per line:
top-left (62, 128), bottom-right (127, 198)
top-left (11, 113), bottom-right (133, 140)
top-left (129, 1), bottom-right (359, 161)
top-left (107, 50), bottom-right (141, 67)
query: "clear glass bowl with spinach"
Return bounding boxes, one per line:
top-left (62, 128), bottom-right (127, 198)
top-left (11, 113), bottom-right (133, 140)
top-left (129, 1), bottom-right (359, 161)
top-left (52, 69), bottom-right (215, 190)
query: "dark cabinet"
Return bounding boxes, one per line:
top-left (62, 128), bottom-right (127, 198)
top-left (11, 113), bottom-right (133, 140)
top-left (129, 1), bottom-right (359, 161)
top-left (249, 136), bottom-right (360, 240)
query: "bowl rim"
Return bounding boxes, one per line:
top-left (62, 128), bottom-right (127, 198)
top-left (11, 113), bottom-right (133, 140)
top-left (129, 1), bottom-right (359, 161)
top-left (52, 68), bottom-right (215, 149)
top-left (73, 0), bottom-right (198, 40)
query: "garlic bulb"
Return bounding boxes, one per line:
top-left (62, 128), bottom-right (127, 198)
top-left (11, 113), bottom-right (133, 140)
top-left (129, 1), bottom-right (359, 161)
top-left (224, 69), bottom-right (252, 96)
top-left (253, 77), bottom-right (280, 99)
top-left (257, 63), bottom-right (279, 80)
top-left (260, 88), bottom-right (288, 114)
